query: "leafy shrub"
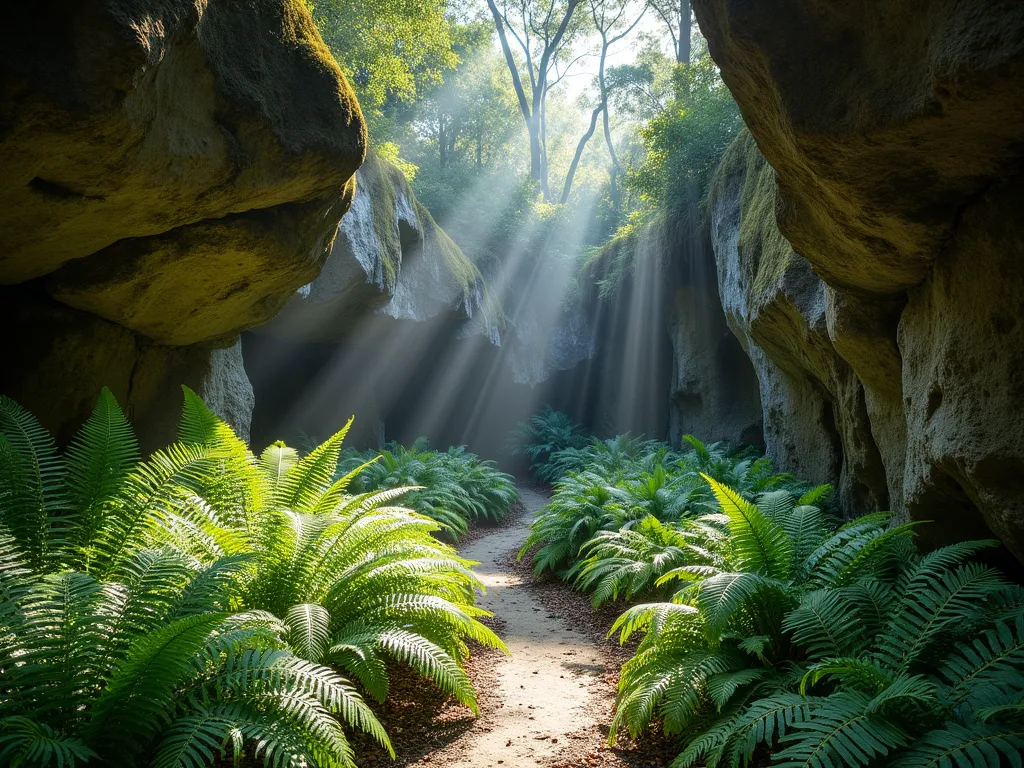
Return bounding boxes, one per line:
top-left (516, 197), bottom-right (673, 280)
top-left (0, 388), bottom-right (504, 767)
top-left (627, 40), bottom-right (744, 216)
top-left (339, 438), bottom-right (519, 538)
top-left (507, 406), bottom-right (590, 478)
top-left (609, 478), bottom-right (1024, 768)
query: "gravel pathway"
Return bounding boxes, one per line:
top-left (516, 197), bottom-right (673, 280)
top-left (410, 486), bottom-right (610, 767)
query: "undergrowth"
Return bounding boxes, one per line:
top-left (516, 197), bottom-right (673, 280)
top-left (514, 410), bottom-right (1024, 768)
top-left (0, 388), bottom-right (507, 768)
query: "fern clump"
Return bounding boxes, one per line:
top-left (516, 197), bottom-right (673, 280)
top-left (0, 389), bottom-right (506, 767)
top-left (506, 405), bottom-right (590, 478)
top-left (339, 438), bottom-right (519, 538)
top-left (609, 477), bottom-right (1024, 768)
top-left (520, 433), bottom-right (810, 581)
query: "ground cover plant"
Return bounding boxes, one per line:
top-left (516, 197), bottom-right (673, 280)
top-left (507, 405), bottom-right (591, 480)
top-left (521, 431), bottom-right (812, 581)
top-left (0, 388), bottom-right (504, 768)
top-left (515, 410), bottom-right (1024, 767)
top-left (338, 438), bottom-right (518, 539)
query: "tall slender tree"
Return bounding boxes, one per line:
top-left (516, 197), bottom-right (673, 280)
top-left (561, 0), bottom-right (647, 205)
top-left (485, 0), bottom-right (585, 198)
top-left (648, 0), bottom-right (691, 65)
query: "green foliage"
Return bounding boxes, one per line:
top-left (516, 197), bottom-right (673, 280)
top-left (0, 389), bottom-right (506, 767)
top-left (0, 546), bottom-right (378, 768)
top-left (308, 0), bottom-right (457, 118)
top-left (627, 42), bottom-right (743, 216)
top-left (512, 414), bottom-right (1021, 766)
top-left (519, 419), bottom-right (813, 584)
top-left (507, 405), bottom-right (590, 478)
top-left (339, 438), bottom-right (519, 539)
top-left (604, 476), bottom-right (1024, 768)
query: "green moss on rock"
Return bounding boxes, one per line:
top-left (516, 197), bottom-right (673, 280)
top-left (709, 129), bottom-right (795, 308)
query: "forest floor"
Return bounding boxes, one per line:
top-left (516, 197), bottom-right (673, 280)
top-left (355, 485), bottom-right (675, 768)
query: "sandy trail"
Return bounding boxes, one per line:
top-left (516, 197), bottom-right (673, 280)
top-left (411, 486), bottom-right (610, 767)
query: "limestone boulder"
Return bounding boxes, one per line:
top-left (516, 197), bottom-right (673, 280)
top-left (259, 152), bottom-right (497, 342)
top-left (0, 0), bottom-right (365, 443)
top-left (694, 0), bottom-right (1024, 559)
top-left (0, 290), bottom-right (254, 450)
top-left (46, 194), bottom-right (353, 345)
top-left (693, 0), bottom-right (1024, 295)
top-left (1, 0), bottom-right (365, 343)
top-left (709, 132), bottom-right (889, 515)
top-left (571, 205), bottom-right (762, 445)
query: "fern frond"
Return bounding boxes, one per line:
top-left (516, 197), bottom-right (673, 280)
top-left (285, 603), bottom-right (332, 663)
top-left (888, 722), bottom-right (1024, 768)
top-left (0, 717), bottom-right (97, 768)
top-left (0, 397), bottom-right (70, 570)
top-left (65, 387), bottom-right (140, 565)
top-left (774, 691), bottom-right (910, 768)
top-left (702, 475), bottom-right (791, 578)
top-left (272, 422), bottom-right (352, 512)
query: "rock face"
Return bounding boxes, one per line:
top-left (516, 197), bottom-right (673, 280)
top-left (695, 0), bottom-right (1024, 561)
top-left (578, 211), bottom-right (763, 446)
top-left (710, 133), bottom-right (889, 514)
top-left (0, 290), bottom-right (255, 451)
top-left (246, 151), bottom-right (504, 448)
top-left (0, 0), bottom-right (365, 442)
top-left (259, 151), bottom-right (495, 342)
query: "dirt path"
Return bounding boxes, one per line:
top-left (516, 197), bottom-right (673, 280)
top-left (411, 486), bottom-right (611, 767)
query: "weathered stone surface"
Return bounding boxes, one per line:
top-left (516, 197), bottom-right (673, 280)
top-left (1, 0), bottom-right (365, 343)
top-left (0, 290), bottom-right (254, 449)
top-left (666, 213), bottom-right (763, 448)
top-left (47, 194), bottom-right (353, 345)
top-left (258, 152), bottom-right (495, 342)
top-left (693, 0), bottom-right (1024, 295)
top-left (695, 0), bottom-right (1024, 559)
top-left (571, 206), bottom-right (762, 446)
top-left (900, 180), bottom-right (1024, 556)
top-left (0, 0), bottom-right (364, 443)
top-left (710, 132), bottom-right (889, 514)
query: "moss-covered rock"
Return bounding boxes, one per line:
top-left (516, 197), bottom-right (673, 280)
top-left (259, 150), bottom-right (499, 341)
top-left (694, 0), bottom-right (1024, 295)
top-left (710, 129), bottom-right (1024, 564)
top-left (696, 0), bottom-right (1024, 561)
top-left (710, 131), bottom-right (890, 515)
top-left (0, 0), bottom-right (365, 442)
top-left (2, 0), bottom-right (364, 296)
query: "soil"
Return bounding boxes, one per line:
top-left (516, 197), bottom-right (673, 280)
top-left (355, 484), bottom-right (679, 767)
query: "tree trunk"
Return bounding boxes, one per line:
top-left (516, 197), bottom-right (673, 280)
top-left (539, 88), bottom-right (551, 200)
top-left (678, 0), bottom-right (691, 64)
top-left (599, 45), bottom-right (622, 212)
top-left (529, 118), bottom-right (543, 187)
top-left (561, 104), bottom-right (604, 203)
top-left (439, 112), bottom-right (448, 169)
top-left (485, 0), bottom-right (581, 193)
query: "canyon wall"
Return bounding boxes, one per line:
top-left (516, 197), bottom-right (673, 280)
top-left (244, 150), bottom-right (505, 449)
top-left (581, 212), bottom-right (763, 447)
top-left (694, 0), bottom-right (1024, 561)
top-left (0, 0), bottom-right (365, 447)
